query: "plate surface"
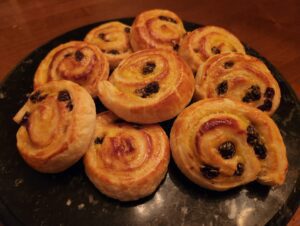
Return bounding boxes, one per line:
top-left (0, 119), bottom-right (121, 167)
top-left (0, 18), bottom-right (299, 226)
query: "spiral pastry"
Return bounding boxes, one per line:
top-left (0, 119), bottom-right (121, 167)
top-left (130, 9), bottom-right (186, 52)
top-left (97, 48), bottom-right (195, 124)
top-left (178, 26), bottom-right (245, 72)
top-left (34, 41), bottom-right (109, 97)
top-left (84, 111), bottom-right (170, 201)
top-left (13, 80), bottom-right (96, 173)
top-left (170, 98), bottom-right (287, 191)
top-left (195, 53), bottom-right (281, 115)
top-left (84, 22), bottom-right (133, 69)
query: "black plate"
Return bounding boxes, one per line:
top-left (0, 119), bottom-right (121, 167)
top-left (0, 18), bottom-right (299, 226)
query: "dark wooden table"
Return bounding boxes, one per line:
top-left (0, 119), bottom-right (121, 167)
top-left (0, 0), bottom-right (299, 225)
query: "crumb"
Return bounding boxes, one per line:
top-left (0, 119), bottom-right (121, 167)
top-left (14, 178), bottom-right (24, 187)
top-left (66, 199), bottom-right (72, 206)
top-left (88, 194), bottom-right (98, 205)
top-left (78, 203), bottom-right (85, 210)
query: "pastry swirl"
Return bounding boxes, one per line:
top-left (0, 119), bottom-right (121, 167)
top-left (179, 26), bottom-right (245, 72)
top-left (97, 48), bottom-right (195, 124)
top-left (34, 41), bottom-right (109, 97)
top-left (130, 9), bottom-right (186, 51)
top-left (84, 22), bottom-right (133, 69)
top-left (84, 111), bottom-right (170, 201)
top-left (170, 98), bottom-right (287, 191)
top-left (195, 53), bottom-right (281, 115)
top-left (13, 80), bottom-right (96, 173)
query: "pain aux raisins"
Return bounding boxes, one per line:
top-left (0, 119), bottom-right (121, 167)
top-left (75, 50), bottom-right (84, 62)
top-left (20, 111), bottom-right (30, 126)
top-left (211, 46), bottom-right (221, 54)
top-left (158, 15), bottom-right (177, 24)
top-left (142, 61), bottom-right (156, 75)
top-left (234, 163), bottom-right (244, 176)
top-left (94, 136), bottom-right (104, 144)
top-left (216, 80), bottom-right (228, 95)
top-left (135, 81), bottom-right (160, 98)
top-left (201, 165), bottom-right (220, 179)
top-left (246, 125), bottom-right (267, 159)
top-left (224, 61), bottom-right (234, 69)
top-left (57, 90), bottom-right (73, 111)
top-left (218, 141), bottom-right (236, 159)
top-left (29, 90), bottom-right (48, 103)
top-left (242, 85), bottom-right (261, 102)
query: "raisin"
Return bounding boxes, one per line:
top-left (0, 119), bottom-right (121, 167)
top-left (135, 81), bottom-right (160, 98)
top-left (29, 90), bottom-right (48, 103)
top-left (107, 49), bottom-right (120, 55)
top-left (264, 87), bottom-right (275, 99)
top-left (124, 27), bottom-right (130, 33)
top-left (218, 141), bottom-right (236, 159)
top-left (216, 80), bottom-right (228, 95)
top-left (94, 136), bottom-right (104, 144)
top-left (173, 43), bottom-right (180, 51)
top-left (211, 47), bottom-right (221, 54)
top-left (234, 163), bottom-right (244, 176)
top-left (20, 112), bottom-right (30, 126)
top-left (254, 143), bottom-right (267, 159)
top-left (98, 33), bottom-right (106, 40)
top-left (224, 61), bottom-right (234, 69)
top-left (158, 15), bottom-right (177, 24)
top-left (257, 99), bottom-right (272, 111)
top-left (246, 125), bottom-right (260, 146)
top-left (201, 165), bottom-right (219, 179)
top-left (75, 50), bottom-right (84, 62)
top-left (242, 85), bottom-right (261, 102)
top-left (58, 90), bottom-right (71, 102)
top-left (66, 101), bottom-right (73, 111)
top-left (142, 61), bottom-right (156, 75)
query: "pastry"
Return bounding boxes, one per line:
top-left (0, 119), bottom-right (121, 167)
top-left (13, 80), bottom-right (96, 173)
top-left (84, 111), bottom-right (170, 201)
top-left (84, 21), bottom-right (133, 69)
top-left (170, 98), bottom-right (288, 191)
top-left (179, 26), bottom-right (245, 72)
top-left (130, 9), bottom-right (186, 51)
top-left (34, 41), bottom-right (109, 97)
top-left (97, 48), bottom-right (195, 124)
top-left (194, 52), bottom-right (281, 115)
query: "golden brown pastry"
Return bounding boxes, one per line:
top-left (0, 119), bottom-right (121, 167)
top-left (194, 53), bottom-right (281, 115)
top-left (97, 48), bottom-right (195, 124)
top-left (130, 9), bottom-right (186, 52)
top-left (34, 41), bottom-right (109, 97)
top-left (84, 111), bottom-right (170, 201)
top-left (13, 80), bottom-right (96, 173)
top-left (179, 26), bottom-right (245, 72)
top-left (170, 98), bottom-right (287, 191)
top-left (84, 21), bottom-right (133, 69)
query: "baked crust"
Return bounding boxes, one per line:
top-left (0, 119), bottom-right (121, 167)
top-left (97, 48), bottom-right (195, 124)
top-left (178, 26), bottom-right (245, 72)
top-left (170, 98), bottom-right (288, 191)
top-left (130, 9), bottom-right (186, 51)
top-left (34, 41), bottom-right (109, 97)
top-left (13, 80), bottom-right (96, 173)
top-left (84, 21), bottom-right (133, 69)
top-left (84, 111), bottom-right (170, 201)
top-left (194, 53), bottom-right (281, 115)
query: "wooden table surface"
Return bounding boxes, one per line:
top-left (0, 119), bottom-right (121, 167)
top-left (0, 0), bottom-right (299, 225)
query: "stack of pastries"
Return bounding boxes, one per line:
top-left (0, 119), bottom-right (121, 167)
top-left (13, 9), bottom-right (287, 201)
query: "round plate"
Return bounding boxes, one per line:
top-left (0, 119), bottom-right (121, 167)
top-left (0, 18), bottom-right (299, 226)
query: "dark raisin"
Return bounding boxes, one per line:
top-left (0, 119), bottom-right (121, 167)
top-left (254, 143), bottom-right (267, 159)
top-left (29, 90), bottom-right (48, 103)
top-left (264, 87), bottom-right (275, 99)
top-left (142, 61), bottom-right (156, 75)
top-left (247, 125), bottom-right (257, 136)
top-left (107, 49), bottom-right (120, 55)
top-left (64, 53), bottom-right (72, 58)
top-left (257, 99), bottom-right (272, 111)
top-left (242, 85), bottom-right (261, 102)
top-left (124, 27), bottom-right (130, 33)
top-left (201, 165), bottom-right (219, 179)
top-left (98, 33), bottom-right (106, 40)
top-left (20, 112), bottom-right (30, 126)
top-left (58, 90), bottom-right (71, 102)
top-left (216, 80), bottom-right (228, 95)
top-left (193, 48), bottom-right (199, 53)
top-left (75, 50), bottom-right (84, 62)
top-left (211, 47), bottom-right (221, 54)
top-left (224, 61), bottom-right (234, 69)
top-left (136, 81), bottom-right (160, 98)
top-left (246, 125), bottom-right (260, 146)
top-left (173, 43), bottom-right (180, 51)
top-left (234, 163), bottom-right (244, 176)
top-left (218, 141), bottom-right (236, 159)
top-left (66, 101), bottom-right (73, 111)
top-left (158, 15), bottom-right (177, 24)
top-left (94, 136), bottom-right (104, 144)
